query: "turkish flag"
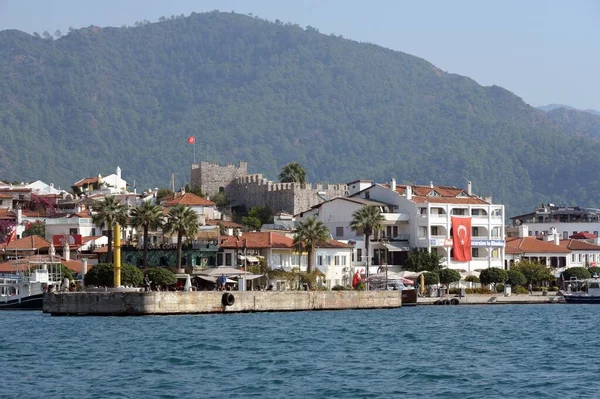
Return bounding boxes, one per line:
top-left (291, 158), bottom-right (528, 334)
top-left (451, 216), bottom-right (472, 262)
top-left (187, 136), bottom-right (195, 144)
top-left (6, 227), bottom-right (16, 245)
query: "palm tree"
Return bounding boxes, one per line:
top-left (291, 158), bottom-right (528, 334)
top-left (350, 205), bottom-right (385, 282)
top-left (293, 217), bottom-right (329, 275)
top-left (279, 162), bottom-right (307, 184)
top-left (92, 196), bottom-right (128, 263)
top-left (130, 201), bottom-right (164, 269)
top-left (162, 204), bottom-right (200, 269)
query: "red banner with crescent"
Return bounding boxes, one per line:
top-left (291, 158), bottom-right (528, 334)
top-left (451, 216), bottom-right (472, 262)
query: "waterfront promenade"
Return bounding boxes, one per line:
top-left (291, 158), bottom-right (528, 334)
top-left (418, 293), bottom-right (565, 305)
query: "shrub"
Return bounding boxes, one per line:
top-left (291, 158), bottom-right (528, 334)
top-left (332, 285), bottom-right (347, 291)
top-left (423, 271), bottom-right (439, 285)
top-left (354, 281), bottom-right (366, 291)
top-left (464, 275), bottom-right (480, 283)
top-left (562, 267), bottom-right (591, 281)
top-left (496, 283), bottom-right (505, 293)
top-left (514, 286), bottom-right (529, 295)
top-left (465, 287), bottom-right (493, 294)
top-left (439, 268), bottom-right (461, 287)
top-left (548, 286), bottom-right (559, 292)
top-left (506, 269), bottom-right (526, 287)
top-left (84, 263), bottom-right (143, 287)
top-left (480, 267), bottom-right (507, 287)
top-left (146, 267), bottom-right (176, 287)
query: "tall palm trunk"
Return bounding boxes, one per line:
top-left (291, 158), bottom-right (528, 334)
top-left (107, 229), bottom-right (114, 264)
top-left (143, 225), bottom-right (149, 269)
top-left (176, 232), bottom-right (183, 269)
top-left (307, 248), bottom-right (313, 274)
top-left (365, 232), bottom-right (371, 280)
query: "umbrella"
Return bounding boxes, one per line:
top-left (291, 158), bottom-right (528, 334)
top-left (367, 272), bottom-right (414, 285)
top-left (196, 266), bottom-right (247, 277)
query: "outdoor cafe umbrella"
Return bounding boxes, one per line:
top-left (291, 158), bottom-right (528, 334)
top-left (367, 272), bottom-right (414, 285)
top-left (196, 266), bottom-right (247, 277)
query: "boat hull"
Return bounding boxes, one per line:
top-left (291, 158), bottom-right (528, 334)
top-left (402, 289), bottom-right (418, 306)
top-left (0, 293), bottom-right (44, 310)
top-left (563, 295), bottom-right (600, 304)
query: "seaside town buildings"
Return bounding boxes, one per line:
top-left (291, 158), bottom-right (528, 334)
top-left (3, 160), bottom-right (600, 288)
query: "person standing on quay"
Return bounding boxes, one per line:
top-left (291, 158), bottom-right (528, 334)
top-left (528, 283), bottom-right (533, 295)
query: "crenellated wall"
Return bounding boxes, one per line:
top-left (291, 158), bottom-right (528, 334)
top-left (190, 162), bottom-right (348, 214)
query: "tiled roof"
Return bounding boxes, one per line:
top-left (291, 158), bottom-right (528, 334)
top-left (2, 235), bottom-right (51, 251)
top-left (0, 256), bottom-right (91, 274)
top-left (558, 239), bottom-right (600, 251)
top-left (320, 239), bottom-right (354, 249)
top-left (505, 237), bottom-right (570, 254)
top-left (21, 209), bottom-right (47, 217)
top-left (163, 193), bottom-right (215, 207)
top-left (0, 188), bottom-right (31, 193)
top-left (390, 184), bottom-right (490, 205)
top-left (220, 232), bottom-right (294, 249)
top-left (205, 219), bottom-right (243, 228)
top-left (0, 209), bottom-right (16, 220)
top-left (72, 177), bottom-right (99, 187)
top-left (0, 193), bottom-right (12, 199)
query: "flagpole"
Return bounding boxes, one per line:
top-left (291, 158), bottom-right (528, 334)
top-left (193, 140), bottom-right (196, 164)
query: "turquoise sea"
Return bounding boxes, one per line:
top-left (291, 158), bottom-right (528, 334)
top-left (1, 305), bottom-right (599, 399)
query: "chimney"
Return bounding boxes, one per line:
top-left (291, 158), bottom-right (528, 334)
top-left (391, 178), bottom-right (396, 192)
top-left (116, 166), bottom-right (121, 180)
top-left (63, 242), bottom-right (70, 261)
top-left (16, 207), bottom-right (22, 224)
top-left (430, 181), bottom-right (433, 188)
top-left (82, 258), bottom-right (88, 287)
top-left (467, 181), bottom-right (472, 196)
top-left (406, 186), bottom-right (413, 200)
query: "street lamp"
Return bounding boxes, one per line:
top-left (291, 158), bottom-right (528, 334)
top-left (237, 230), bottom-right (247, 291)
top-left (380, 235), bottom-right (389, 289)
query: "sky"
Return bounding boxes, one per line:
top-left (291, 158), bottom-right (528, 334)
top-left (1, 0), bottom-right (599, 111)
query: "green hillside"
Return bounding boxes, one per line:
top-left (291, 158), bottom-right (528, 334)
top-left (1, 11), bottom-right (599, 216)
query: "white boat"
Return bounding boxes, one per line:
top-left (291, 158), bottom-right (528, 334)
top-left (561, 276), bottom-right (600, 304)
top-left (0, 263), bottom-right (64, 310)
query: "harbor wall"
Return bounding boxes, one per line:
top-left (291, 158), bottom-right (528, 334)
top-left (43, 290), bottom-right (402, 316)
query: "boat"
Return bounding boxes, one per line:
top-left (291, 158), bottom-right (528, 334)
top-left (367, 271), bottom-right (418, 306)
top-left (561, 276), bottom-right (600, 304)
top-left (0, 263), bottom-right (64, 310)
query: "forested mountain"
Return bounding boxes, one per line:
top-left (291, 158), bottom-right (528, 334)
top-left (544, 108), bottom-right (600, 139)
top-left (538, 104), bottom-right (600, 116)
top-left (1, 11), bottom-right (600, 216)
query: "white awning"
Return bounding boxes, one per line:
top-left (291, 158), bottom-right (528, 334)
top-left (384, 242), bottom-right (411, 252)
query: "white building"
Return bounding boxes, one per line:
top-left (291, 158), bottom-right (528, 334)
top-left (300, 178), bottom-right (506, 274)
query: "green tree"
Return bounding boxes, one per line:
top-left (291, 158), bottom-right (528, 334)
top-left (293, 216), bottom-right (329, 275)
top-left (464, 275), bottom-right (480, 284)
top-left (562, 267), bottom-right (591, 281)
top-left (184, 184), bottom-right (204, 197)
top-left (92, 196), bottom-right (128, 263)
top-left (423, 271), bottom-right (439, 285)
top-left (146, 267), bottom-right (176, 287)
top-left (241, 216), bottom-right (262, 231)
top-left (84, 263), bottom-right (143, 287)
top-left (22, 220), bottom-right (46, 238)
top-left (163, 204), bottom-right (200, 269)
top-left (588, 267), bottom-right (600, 277)
top-left (211, 191), bottom-right (231, 211)
top-left (278, 162), bottom-right (307, 184)
top-left (248, 206), bottom-right (274, 225)
top-left (439, 268), bottom-right (461, 288)
top-left (130, 201), bottom-right (164, 269)
top-left (156, 188), bottom-right (174, 200)
top-left (506, 269), bottom-right (527, 287)
top-left (512, 260), bottom-right (554, 284)
top-left (479, 267), bottom-right (507, 289)
top-left (350, 205), bottom-right (385, 281)
top-left (404, 249), bottom-right (444, 273)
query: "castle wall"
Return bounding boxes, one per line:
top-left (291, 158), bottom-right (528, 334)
top-left (190, 161), bottom-right (348, 215)
top-left (190, 161), bottom-right (247, 197)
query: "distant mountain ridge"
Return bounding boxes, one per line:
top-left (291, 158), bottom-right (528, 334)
top-left (1, 11), bottom-right (600, 216)
top-left (538, 104), bottom-right (600, 116)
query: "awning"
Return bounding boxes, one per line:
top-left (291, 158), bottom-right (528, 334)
top-left (238, 255), bottom-right (260, 263)
top-left (384, 242), bottom-right (411, 252)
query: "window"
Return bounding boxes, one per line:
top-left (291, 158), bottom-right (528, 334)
top-left (351, 251), bottom-right (354, 262)
top-left (563, 231), bottom-right (568, 239)
top-left (326, 256), bottom-right (331, 265)
top-left (317, 255), bottom-right (323, 266)
top-left (472, 248), bottom-right (479, 258)
top-left (572, 254), bottom-right (576, 262)
top-left (357, 248), bottom-right (362, 263)
top-left (91, 228), bottom-right (96, 236)
top-left (472, 209), bottom-right (480, 216)
top-left (492, 248), bottom-right (500, 258)
top-left (472, 227), bottom-right (479, 237)
top-left (453, 209), bottom-right (465, 215)
top-left (579, 254), bottom-right (582, 263)
top-left (225, 253), bottom-right (232, 266)
top-left (431, 226), bottom-right (440, 236)
top-left (342, 255), bottom-right (347, 266)
top-left (595, 231), bottom-right (599, 238)
top-left (491, 227), bottom-right (500, 237)
top-left (69, 228), bottom-right (78, 235)
top-left (334, 256), bottom-right (340, 266)
top-left (365, 192), bottom-right (370, 199)
top-left (336, 226), bottom-right (344, 237)
top-left (419, 226), bottom-right (427, 238)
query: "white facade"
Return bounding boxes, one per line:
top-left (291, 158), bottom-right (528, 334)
top-left (314, 247), bottom-right (353, 288)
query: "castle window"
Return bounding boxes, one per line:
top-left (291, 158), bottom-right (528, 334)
top-left (336, 227), bottom-right (343, 237)
top-left (219, 187), bottom-right (225, 193)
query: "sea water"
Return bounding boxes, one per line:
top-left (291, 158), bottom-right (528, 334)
top-left (1, 305), bottom-right (599, 399)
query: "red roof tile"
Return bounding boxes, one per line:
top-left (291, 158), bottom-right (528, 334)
top-left (320, 239), bottom-right (354, 249)
top-left (0, 193), bottom-right (12, 199)
top-left (0, 209), bottom-right (16, 220)
top-left (72, 177), bottom-right (99, 187)
top-left (220, 232), bottom-right (294, 249)
top-left (390, 184), bottom-right (489, 205)
top-left (163, 193), bottom-right (215, 207)
top-left (505, 237), bottom-right (570, 254)
top-left (2, 235), bottom-right (51, 251)
top-left (205, 219), bottom-right (243, 228)
top-left (0, 256), bottom-right (92, 274)
top-left (558, 239), bottom-right (600, 251)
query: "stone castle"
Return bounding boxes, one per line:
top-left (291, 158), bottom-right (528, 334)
top-left (190, 161), bottom-right (348, 215)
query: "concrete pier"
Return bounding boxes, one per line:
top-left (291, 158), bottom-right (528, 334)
top-left (418, 293), bottom-right (566, 305)
top-left (43, 290), bottom-right (402, 316)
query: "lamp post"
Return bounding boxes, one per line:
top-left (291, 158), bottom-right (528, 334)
top-left (380, 235), bottom-right (389, 290)
top-left (297, 243), bottom-right (302, 290)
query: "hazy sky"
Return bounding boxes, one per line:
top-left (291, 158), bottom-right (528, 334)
top-left (1, 0), bottom-right (598, 110)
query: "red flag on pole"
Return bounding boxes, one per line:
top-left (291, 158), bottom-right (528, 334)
top-left (187, 136), bottom-right (195, 144)
top-left (6, 227), bottom-right (16, 245)
top-left (451, 216), bottom-right (472, 262)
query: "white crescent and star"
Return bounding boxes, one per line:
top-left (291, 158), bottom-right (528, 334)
top-left (457, 225), bottom-right (468, 245)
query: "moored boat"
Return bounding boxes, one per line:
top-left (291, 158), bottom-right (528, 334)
top-left (0, 263), bottom-right (63, 310)
top-left (561, 276), bottom-right (600, 304)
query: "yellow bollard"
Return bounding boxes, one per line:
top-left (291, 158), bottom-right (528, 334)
top-left (113, 223), bottom-right (121, 287)
top-left (420, 273), bottom-right (425, 295)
